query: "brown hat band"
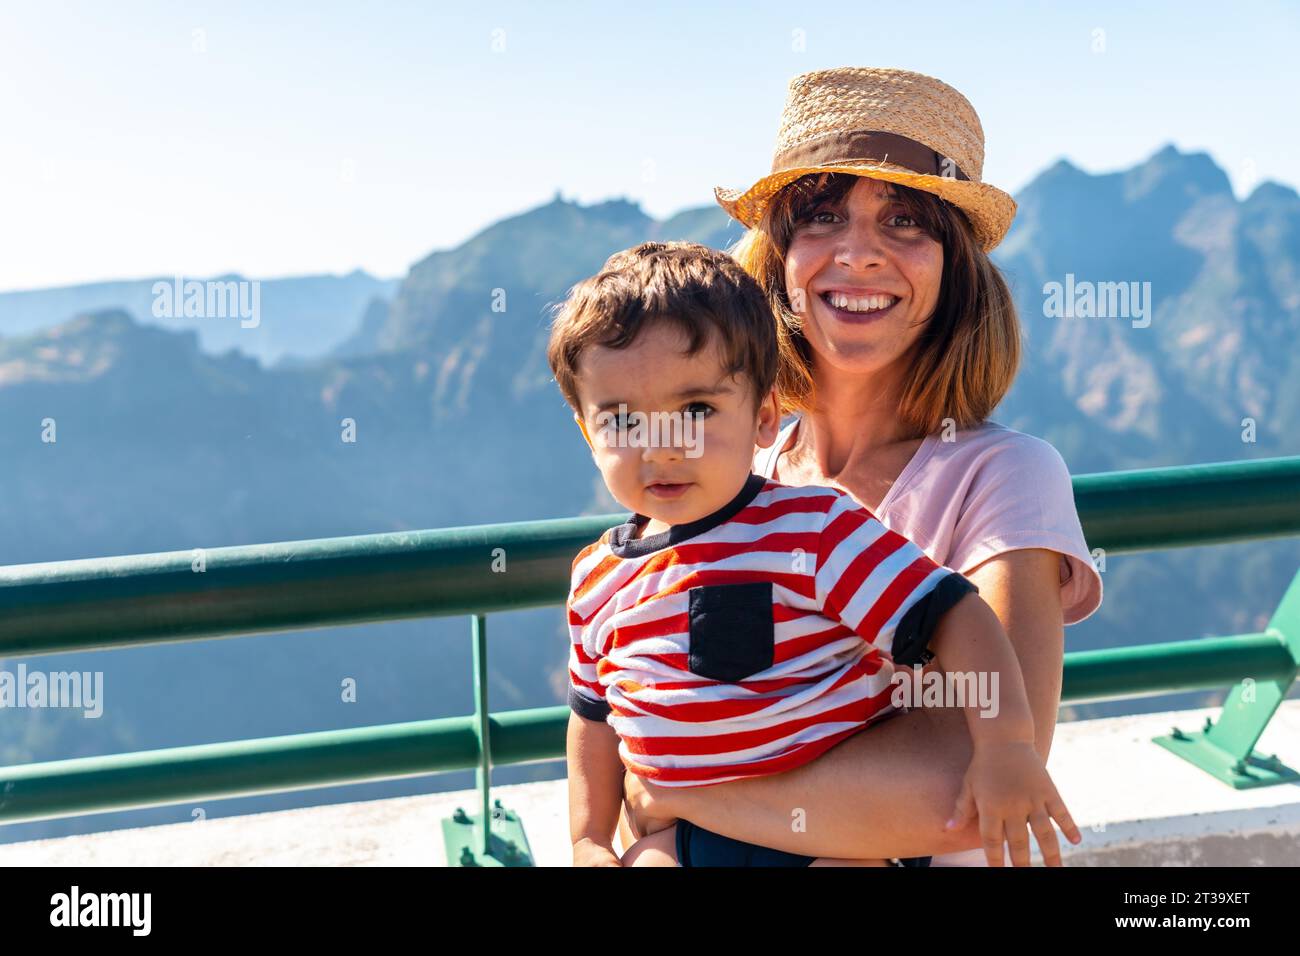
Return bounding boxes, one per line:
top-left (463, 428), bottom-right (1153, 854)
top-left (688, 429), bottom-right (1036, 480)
top-left (773, 129), bottom-right (970, 182)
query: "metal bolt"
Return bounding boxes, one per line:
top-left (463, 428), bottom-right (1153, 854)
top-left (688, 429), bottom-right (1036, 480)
top-left (460, 846), bottom-right (478, 867)
top-left (1171, 727), bottom-right (1187, 740)
top-left (1203, 716), bottom-right (1214, 731)
top-left (453, 807), bottom-right (471, 825)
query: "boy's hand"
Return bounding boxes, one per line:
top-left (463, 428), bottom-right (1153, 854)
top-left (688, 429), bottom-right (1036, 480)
top-left (946, 741), bottom-right (1082, 867)
top-left (573, 837), bottom-right (623, 867)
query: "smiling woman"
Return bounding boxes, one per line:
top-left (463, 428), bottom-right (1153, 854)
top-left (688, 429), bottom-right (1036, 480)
top-left (746, 170), bottom-right (1020, 438)
top-left (620, 66), bottom-right (1103, 868)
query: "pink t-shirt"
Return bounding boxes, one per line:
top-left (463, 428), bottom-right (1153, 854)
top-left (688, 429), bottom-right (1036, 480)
top-left (753, 415), bottom-right (1102, 866)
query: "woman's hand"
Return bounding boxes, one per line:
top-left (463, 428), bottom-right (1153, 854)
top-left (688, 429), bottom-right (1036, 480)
top-left (623, 772), bottom-right (678, 836)
top-left (946, 740), bottom-right (1082, 867)
top-left (572, 837), bottom-right (622, 867)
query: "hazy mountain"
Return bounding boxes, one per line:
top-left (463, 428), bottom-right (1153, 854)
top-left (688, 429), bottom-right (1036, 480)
top-left (995, 145), bottom-right (1300, 468)
top-left (0, 270), bottom-right (400, 367)
top-left (3, 146), bottom-right (1298, 844)
top-left (329, 296), bottom-right (391, 360)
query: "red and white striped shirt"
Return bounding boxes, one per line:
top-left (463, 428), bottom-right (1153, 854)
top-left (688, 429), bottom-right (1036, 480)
top-left (567, 472), bottom-right (976, 787)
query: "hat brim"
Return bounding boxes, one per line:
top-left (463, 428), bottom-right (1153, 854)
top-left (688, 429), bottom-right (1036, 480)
top-left (714, 160), bottom-right (1017, 253)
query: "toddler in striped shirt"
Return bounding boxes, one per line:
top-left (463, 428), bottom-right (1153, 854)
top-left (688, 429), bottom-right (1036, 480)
top-left (546, 241), bottom-right (1080, 867)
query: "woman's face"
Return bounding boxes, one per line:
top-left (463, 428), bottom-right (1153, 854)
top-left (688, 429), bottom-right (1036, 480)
top-left (783, 176), bottom-right (943, 382)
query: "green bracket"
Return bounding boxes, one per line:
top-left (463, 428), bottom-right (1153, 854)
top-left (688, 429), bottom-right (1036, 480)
top-left (1153, 568), bottom-right (1300, 788)
top-left (441, 614), bottom-right (535, 865)
top-left (442, 800), bottom-right (535, 867)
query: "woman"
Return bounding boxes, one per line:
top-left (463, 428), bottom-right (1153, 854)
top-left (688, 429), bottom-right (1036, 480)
top-left (618, 67), bottom-right (1102, 866)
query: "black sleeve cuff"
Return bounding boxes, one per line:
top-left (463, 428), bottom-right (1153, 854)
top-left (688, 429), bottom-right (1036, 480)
top-left (568, 684), bottom-right (613, 722)
top-left (891, 572), bottom-right (979, 668)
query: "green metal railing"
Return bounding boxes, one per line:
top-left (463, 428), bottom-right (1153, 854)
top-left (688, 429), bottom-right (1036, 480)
top-left (2, 454), bottom-right (1300, 864)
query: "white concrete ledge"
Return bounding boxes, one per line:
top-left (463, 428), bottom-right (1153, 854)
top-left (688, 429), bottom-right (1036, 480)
top-left (2, 701), bottom-right (1297, 866)
top-left (1042, 700), bottom-right (1300, 866)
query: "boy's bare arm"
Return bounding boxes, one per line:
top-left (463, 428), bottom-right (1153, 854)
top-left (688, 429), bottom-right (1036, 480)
top-left (927, 592), bottom-right (1082, 865)
top-left (926, 592), bottom-right (1036, 746)
top-left (567, 710), bottom-right (626, 865)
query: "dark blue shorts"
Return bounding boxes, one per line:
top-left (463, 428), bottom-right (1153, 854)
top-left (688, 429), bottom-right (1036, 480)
top-left (675, 818), bottom-right (931, 867)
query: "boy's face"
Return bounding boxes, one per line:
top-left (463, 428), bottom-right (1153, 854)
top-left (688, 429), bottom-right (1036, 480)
top-left (573, 321), bottom-right (780, 532)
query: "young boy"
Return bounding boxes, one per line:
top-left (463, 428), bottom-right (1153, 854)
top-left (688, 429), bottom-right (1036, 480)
top-left (547, 241), bottom-right (1079, 867)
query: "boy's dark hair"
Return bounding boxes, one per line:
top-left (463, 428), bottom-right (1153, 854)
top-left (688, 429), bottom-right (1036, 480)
top-left (547, 241), bottom-right (778, 415)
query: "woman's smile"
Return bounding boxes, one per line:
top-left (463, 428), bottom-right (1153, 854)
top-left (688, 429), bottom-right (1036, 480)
top-left (817, 289), bottom-right (902, 324)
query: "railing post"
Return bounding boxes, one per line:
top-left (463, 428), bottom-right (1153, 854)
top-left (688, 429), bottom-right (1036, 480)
top-left (1153, 567), bottom-right (1300, 788)
top-left (440, 614), bottom-right (534, 865)
top-left (472, 614), bottom-right (491, 858)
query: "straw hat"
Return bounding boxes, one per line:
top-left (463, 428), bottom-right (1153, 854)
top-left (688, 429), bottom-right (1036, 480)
top-left (714, 67), bottom-right (1016, 252)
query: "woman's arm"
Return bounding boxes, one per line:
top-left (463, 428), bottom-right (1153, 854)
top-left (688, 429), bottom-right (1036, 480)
top-left (967, 549), bottom-right (1068, 761)
top-left (622, 548), bottom-right (1067, 859)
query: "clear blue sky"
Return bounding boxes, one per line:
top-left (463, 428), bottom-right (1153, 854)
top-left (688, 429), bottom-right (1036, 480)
top-left (2, 1), bottom-right (1295, 291)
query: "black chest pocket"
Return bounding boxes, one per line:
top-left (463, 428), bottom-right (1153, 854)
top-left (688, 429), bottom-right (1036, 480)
top-left (687, 581), bottom-right (775, 683)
